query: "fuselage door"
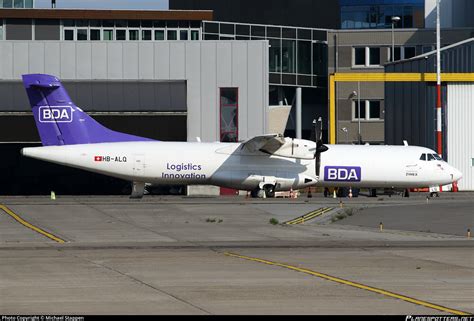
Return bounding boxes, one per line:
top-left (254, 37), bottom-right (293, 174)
top-left (133, 154), bottom-right (146, 177)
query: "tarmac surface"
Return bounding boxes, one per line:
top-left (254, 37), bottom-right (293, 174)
top-left (0, 193), bottom-right (473, 315)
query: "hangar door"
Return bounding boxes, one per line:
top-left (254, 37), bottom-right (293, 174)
top-left (447, 83), bottom-right (474, 191)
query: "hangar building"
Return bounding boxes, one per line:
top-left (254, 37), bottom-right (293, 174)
top-left (385, 38), bottom-right (474, 190)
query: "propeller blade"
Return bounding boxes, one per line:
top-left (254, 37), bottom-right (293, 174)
top-left (313, 117), bottom-right (328, 177)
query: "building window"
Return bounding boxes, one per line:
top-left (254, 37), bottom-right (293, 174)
top-left (154, 29), bottom-right (165, 40)
top-left (116, 29), bottom-right (126, 41)
top-left (90, 29), bottom-right (101, 41)
top-left (64, 29), bottom-right (74, 41)
top-left (103, 29), bottom-right (113, 40)
top-left (115, 20), bottom-right (127, 28)
top-left (102, 20), bottom-right (114, 28)
top-left (422, 45), bottom-right (434, 54)
top-left (354, 100), bottom-right (366, 120)
top-left (75, 20), bottom-right (88, 28)
top-left (201, 20), bottom-right (328, 88)
top-left (129, 29), bottom-right (139, 40)
top-left (179, 30), bottom-right (188, 40)
top-left (60, 19), bottom-right (200, 42)
top-left (220, 88), bottom-right (239, 143)
top-left (369, 47), bottom-right (380, 65)
top-left (167, 30), bottom-right (177, 40)
top-left (354, 47), bottom-right (380, 67)
top-left (77, 29), bottom-right (88, 41)
top-left (13, 0), bottom-right (23, 8)
top-left (297, 41), bottom-right (311, 75)
top-left (282, 40), bottom-right (296, 73)
top-left (393, 47), bottom-right (402, 61)
top-left (3, 0), bottom-right (13, 7)
top-left (353, 100), bottom-right (382, 121)
top-left (391, 46), bottom-right (417, 61)
top-left (142, 29), bottom-right (152, 40)
top-left (341, 3), bottom-right (424, 29)
top-left (369, 101), bottom-right (381, 119)
top-left (404, 46), bottom-right (416, 59)
top-left (128, 20), bottom-right (139, 28)
top-left (141, 20), bottom-right (152, 28)
top-left (313, 42), bottom-right (328, 75)
top-left (354, 47), bottom-right (366, 66)
top-left (269, 39), bottom-right (282, 72)
top-left (190, 29), bottom-right (200, 40)
top-left (0, 21), bottom-right (3, 41)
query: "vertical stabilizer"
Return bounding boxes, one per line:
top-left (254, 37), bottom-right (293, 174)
top-left (22, 74), bottom-right (153, 146)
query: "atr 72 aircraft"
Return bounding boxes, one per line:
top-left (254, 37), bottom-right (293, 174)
top-left (21, 74), bottom-right (462, 198)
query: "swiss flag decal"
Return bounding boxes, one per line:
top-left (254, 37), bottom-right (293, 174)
top-left (94, 156), bottom-right (103, 162)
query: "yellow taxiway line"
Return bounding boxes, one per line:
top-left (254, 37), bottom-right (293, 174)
top-left (224, 252), bottom-right (472, 316)
top-left (284, 207), bottom-right (333, 225)
top-left (0, 204), bottom-right (66, 243)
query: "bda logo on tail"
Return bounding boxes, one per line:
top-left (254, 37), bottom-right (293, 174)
top-left (39, 106), bottom-right (73, 123)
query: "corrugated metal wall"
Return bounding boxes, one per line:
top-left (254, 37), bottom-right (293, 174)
top-left (0, 40), bottom-right (269, 142)
top-left (447, 83), bottom-right (474, 190)
top-left (385, 40), bottom-right (473, 150)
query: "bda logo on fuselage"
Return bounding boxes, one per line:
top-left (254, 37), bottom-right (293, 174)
top-left (324, 166), bottom-right (361, 182)
top-left (38, 106), bottom-right (73, 123)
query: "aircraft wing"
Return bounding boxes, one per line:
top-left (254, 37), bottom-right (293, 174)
top-left (242, 134), bottom-right (286, 154)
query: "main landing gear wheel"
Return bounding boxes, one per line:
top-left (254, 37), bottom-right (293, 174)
top-left (404, 189), bottom-right (410, 198)
top-left (430, 192), bottom-right (439, 198)
top-left (263, 185), bottom-right (275, 198)
top-left (250, 185), bottom-right (276, 198)
top-left (250, 189), bottom-right (260, 198)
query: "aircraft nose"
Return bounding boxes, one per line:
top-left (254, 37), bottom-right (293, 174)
top-left (452, 168), bottom-right (463, 182)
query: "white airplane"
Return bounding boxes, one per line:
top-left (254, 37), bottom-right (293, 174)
top-left (21, 74), bottom-right (462, 198)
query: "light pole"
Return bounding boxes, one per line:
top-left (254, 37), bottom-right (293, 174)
top-left (391, 16), bottom-right (401, 62)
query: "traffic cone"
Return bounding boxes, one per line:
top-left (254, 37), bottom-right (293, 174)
top-left (452, 181), bottom-right (459, 192)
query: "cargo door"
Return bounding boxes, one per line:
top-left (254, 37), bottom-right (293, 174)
top-left (133, 154), bottom-right (146, 177)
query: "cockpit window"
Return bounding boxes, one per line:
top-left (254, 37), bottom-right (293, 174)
top-left (420, 153), bottom-right (443, 161)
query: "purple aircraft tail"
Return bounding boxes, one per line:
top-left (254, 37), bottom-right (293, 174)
top-left (22, 74), bottom-right (154, 146)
